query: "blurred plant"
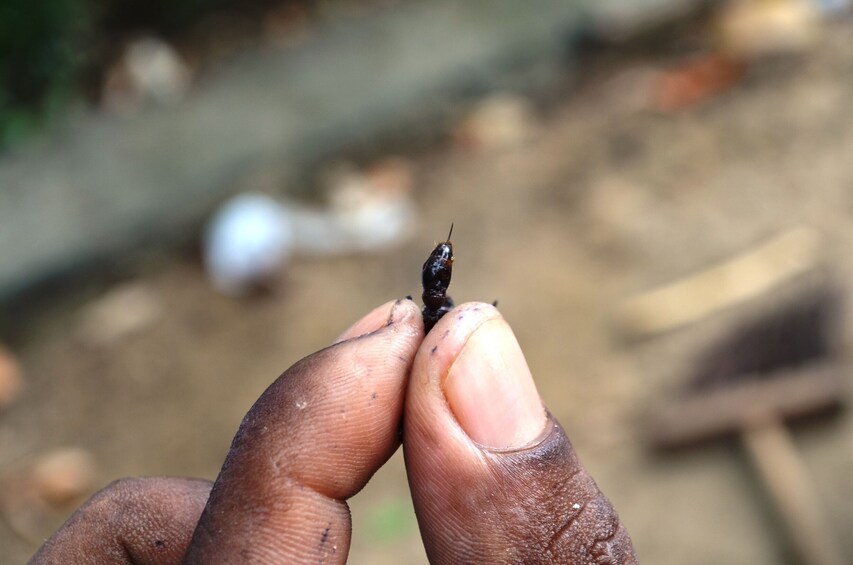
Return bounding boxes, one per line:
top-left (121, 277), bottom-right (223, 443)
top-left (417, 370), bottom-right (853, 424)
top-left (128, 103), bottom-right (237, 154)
top-left (0, 0), bottom-right (289, 150)
top-left (365, 498), bottom-right (414, 544)
top-left (94, 0), bottom-right (234, 35)
top-left (0, 0), bottom-right (88, 148)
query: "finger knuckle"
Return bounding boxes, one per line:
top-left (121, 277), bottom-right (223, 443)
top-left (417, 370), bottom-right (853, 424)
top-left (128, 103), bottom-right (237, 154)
top-left (545, 492), bottom-right (637, 565)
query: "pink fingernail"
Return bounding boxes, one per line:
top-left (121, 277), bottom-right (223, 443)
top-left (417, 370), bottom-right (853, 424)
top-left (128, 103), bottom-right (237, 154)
top-left (444, 318), bottom-right (546, 449)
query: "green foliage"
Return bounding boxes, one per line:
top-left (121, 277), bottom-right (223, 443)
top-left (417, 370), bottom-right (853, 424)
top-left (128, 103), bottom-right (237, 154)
top-left (0, 0), bottom-right (240, 149)
top-left (155, 0), bottom-right (234, 30)
top-left (0, 0), bottom-right (88, 148)
top-left (366, 498), bottom-right (414, 544)
top-left (95, 0), bottom-right (235, 34)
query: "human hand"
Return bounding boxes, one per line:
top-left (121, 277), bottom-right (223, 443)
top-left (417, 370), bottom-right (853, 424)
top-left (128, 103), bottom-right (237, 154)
top-left (31, 299), bottom-right (637, 564)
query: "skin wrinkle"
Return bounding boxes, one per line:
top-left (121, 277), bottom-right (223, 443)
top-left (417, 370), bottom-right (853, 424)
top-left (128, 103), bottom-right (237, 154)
top-left (118, 479), bottom-right (200, 563)
top-left (594, 537), bottom-right (625, 565)
top-left (545, 497), bottom-right (586, 555)
top-left (190, 463), bottom-right (353, 564)
top-left (530, 425), bottom-right (626, 564)
top-left (224, 335), bottom-right (405, 500)
top-left (268, 491), bottom-right (348, 563)
top-left (31, 478), bottom-right (212, 565)
top-left (116, 534), bottom-right (134, 563)
top-left (590, 527), bottom-right (620, 559)
top-left (410, 405), bottom-right (637, 564)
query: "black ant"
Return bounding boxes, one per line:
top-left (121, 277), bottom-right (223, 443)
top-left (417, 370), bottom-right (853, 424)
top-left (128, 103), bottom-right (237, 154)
top-left (421, 224), bottom-right (455, 333)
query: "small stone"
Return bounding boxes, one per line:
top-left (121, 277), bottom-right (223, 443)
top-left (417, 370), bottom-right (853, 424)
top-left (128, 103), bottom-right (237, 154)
top-left (264, 3), bottom-right (311, 47)
top-left (103, 37), bottom-right (191, 113)
top-left (31, 447), bottom-right (99, 507)
top-left (76, 282), bottom-right (163, 347)
top-left (652, 55), bottom-right (745, 112)
top-left (716, 0), bottom-right (821, 59)
top-left (205, 194), bottom-right (294, 296)
top-left (0, 344), bottom-right (23, 409)
top-left (455, 93), bottom-right (537, 151)
top-left (0, 448), bottom-right (98, 543)
top-left (363, 157), bottom-right (415, 196)
top-left (287, 158), bottom-right (417, 256)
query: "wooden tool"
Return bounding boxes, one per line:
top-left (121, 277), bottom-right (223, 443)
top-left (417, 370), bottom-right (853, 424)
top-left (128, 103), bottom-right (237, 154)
top-left (648, 290), bottom-right (847, 565)
top-left (617, 227), bottom-right (822, 337)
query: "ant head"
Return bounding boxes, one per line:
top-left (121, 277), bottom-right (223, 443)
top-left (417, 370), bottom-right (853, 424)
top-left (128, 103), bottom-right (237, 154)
top-left (431, 240), bottom-right (453, 262)
top-left (428, 224), bottom-right (454, 260)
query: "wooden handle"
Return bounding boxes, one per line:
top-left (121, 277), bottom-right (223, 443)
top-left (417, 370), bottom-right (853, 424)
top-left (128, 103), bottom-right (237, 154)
top-left (740, 417), bottom-right (845, 565)
top-left (616, 227), bottom-right (822, 337)
top-left (647, 365), bottom-right (844, 449)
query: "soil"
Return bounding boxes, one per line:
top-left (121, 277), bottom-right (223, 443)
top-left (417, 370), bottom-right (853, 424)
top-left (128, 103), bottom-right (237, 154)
top-left (4, 18), bottom-right (853, 565)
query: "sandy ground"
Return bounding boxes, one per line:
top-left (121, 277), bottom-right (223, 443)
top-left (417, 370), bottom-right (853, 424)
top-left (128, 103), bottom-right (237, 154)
top-left (4, 19), bottom-right (853, 565)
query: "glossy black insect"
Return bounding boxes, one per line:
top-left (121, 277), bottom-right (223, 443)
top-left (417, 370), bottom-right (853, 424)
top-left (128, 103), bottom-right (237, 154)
top-left (421, 224), bottom-right (455, 333)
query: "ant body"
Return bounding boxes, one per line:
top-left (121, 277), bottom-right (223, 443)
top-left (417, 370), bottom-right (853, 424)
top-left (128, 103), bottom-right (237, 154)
top-left (421, 224), bottom-right (455, 333)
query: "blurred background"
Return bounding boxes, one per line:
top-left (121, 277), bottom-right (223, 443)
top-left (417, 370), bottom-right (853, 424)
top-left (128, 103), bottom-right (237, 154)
top-left (3, 0), bottom-right (853, 563)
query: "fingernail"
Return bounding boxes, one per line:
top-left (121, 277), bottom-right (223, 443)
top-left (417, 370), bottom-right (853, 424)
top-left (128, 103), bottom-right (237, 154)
top-left (444, 319), bottom-right (546, 449)
top-left (388, 297), bottom-right (417, 325)
top-left (334, 299), bottom-right (416, 343)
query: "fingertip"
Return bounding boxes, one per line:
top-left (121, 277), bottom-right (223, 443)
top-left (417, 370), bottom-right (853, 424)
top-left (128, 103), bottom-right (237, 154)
top-left (334, 298), bottom-right (422, 344)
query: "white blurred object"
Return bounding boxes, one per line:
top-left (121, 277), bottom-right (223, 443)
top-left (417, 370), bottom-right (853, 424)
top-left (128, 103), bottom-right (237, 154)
top-left (204, 160), bottom-right (417, 296)
top-left (292, 158), bottom-right (417, 254)
top-left (717, 0), bottom-right (821, 59)
top-left (103, 37), bottom-right (191, 113)
top-left (205, 194), bottom-right (295, 297)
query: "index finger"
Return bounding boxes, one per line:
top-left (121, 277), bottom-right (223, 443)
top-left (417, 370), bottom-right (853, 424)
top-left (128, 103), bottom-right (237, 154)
top-left (184, 298), bottom-right (422, 564)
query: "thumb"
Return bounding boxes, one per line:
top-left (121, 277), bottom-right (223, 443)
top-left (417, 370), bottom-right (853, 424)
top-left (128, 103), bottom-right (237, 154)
top-left (403, 303), bottom-right (637, 564)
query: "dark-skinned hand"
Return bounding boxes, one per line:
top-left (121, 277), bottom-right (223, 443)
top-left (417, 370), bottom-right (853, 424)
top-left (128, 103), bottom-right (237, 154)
top-left (31, 300), bottom-right (638, 564)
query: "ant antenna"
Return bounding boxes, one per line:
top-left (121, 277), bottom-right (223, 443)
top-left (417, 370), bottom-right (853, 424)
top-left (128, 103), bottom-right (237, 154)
top-left (446, 223), bottom-right (454, 242)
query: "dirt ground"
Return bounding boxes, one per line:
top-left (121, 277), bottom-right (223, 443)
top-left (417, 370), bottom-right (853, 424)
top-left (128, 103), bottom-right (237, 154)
top-left (4, 19), bottom-right (853, 565)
